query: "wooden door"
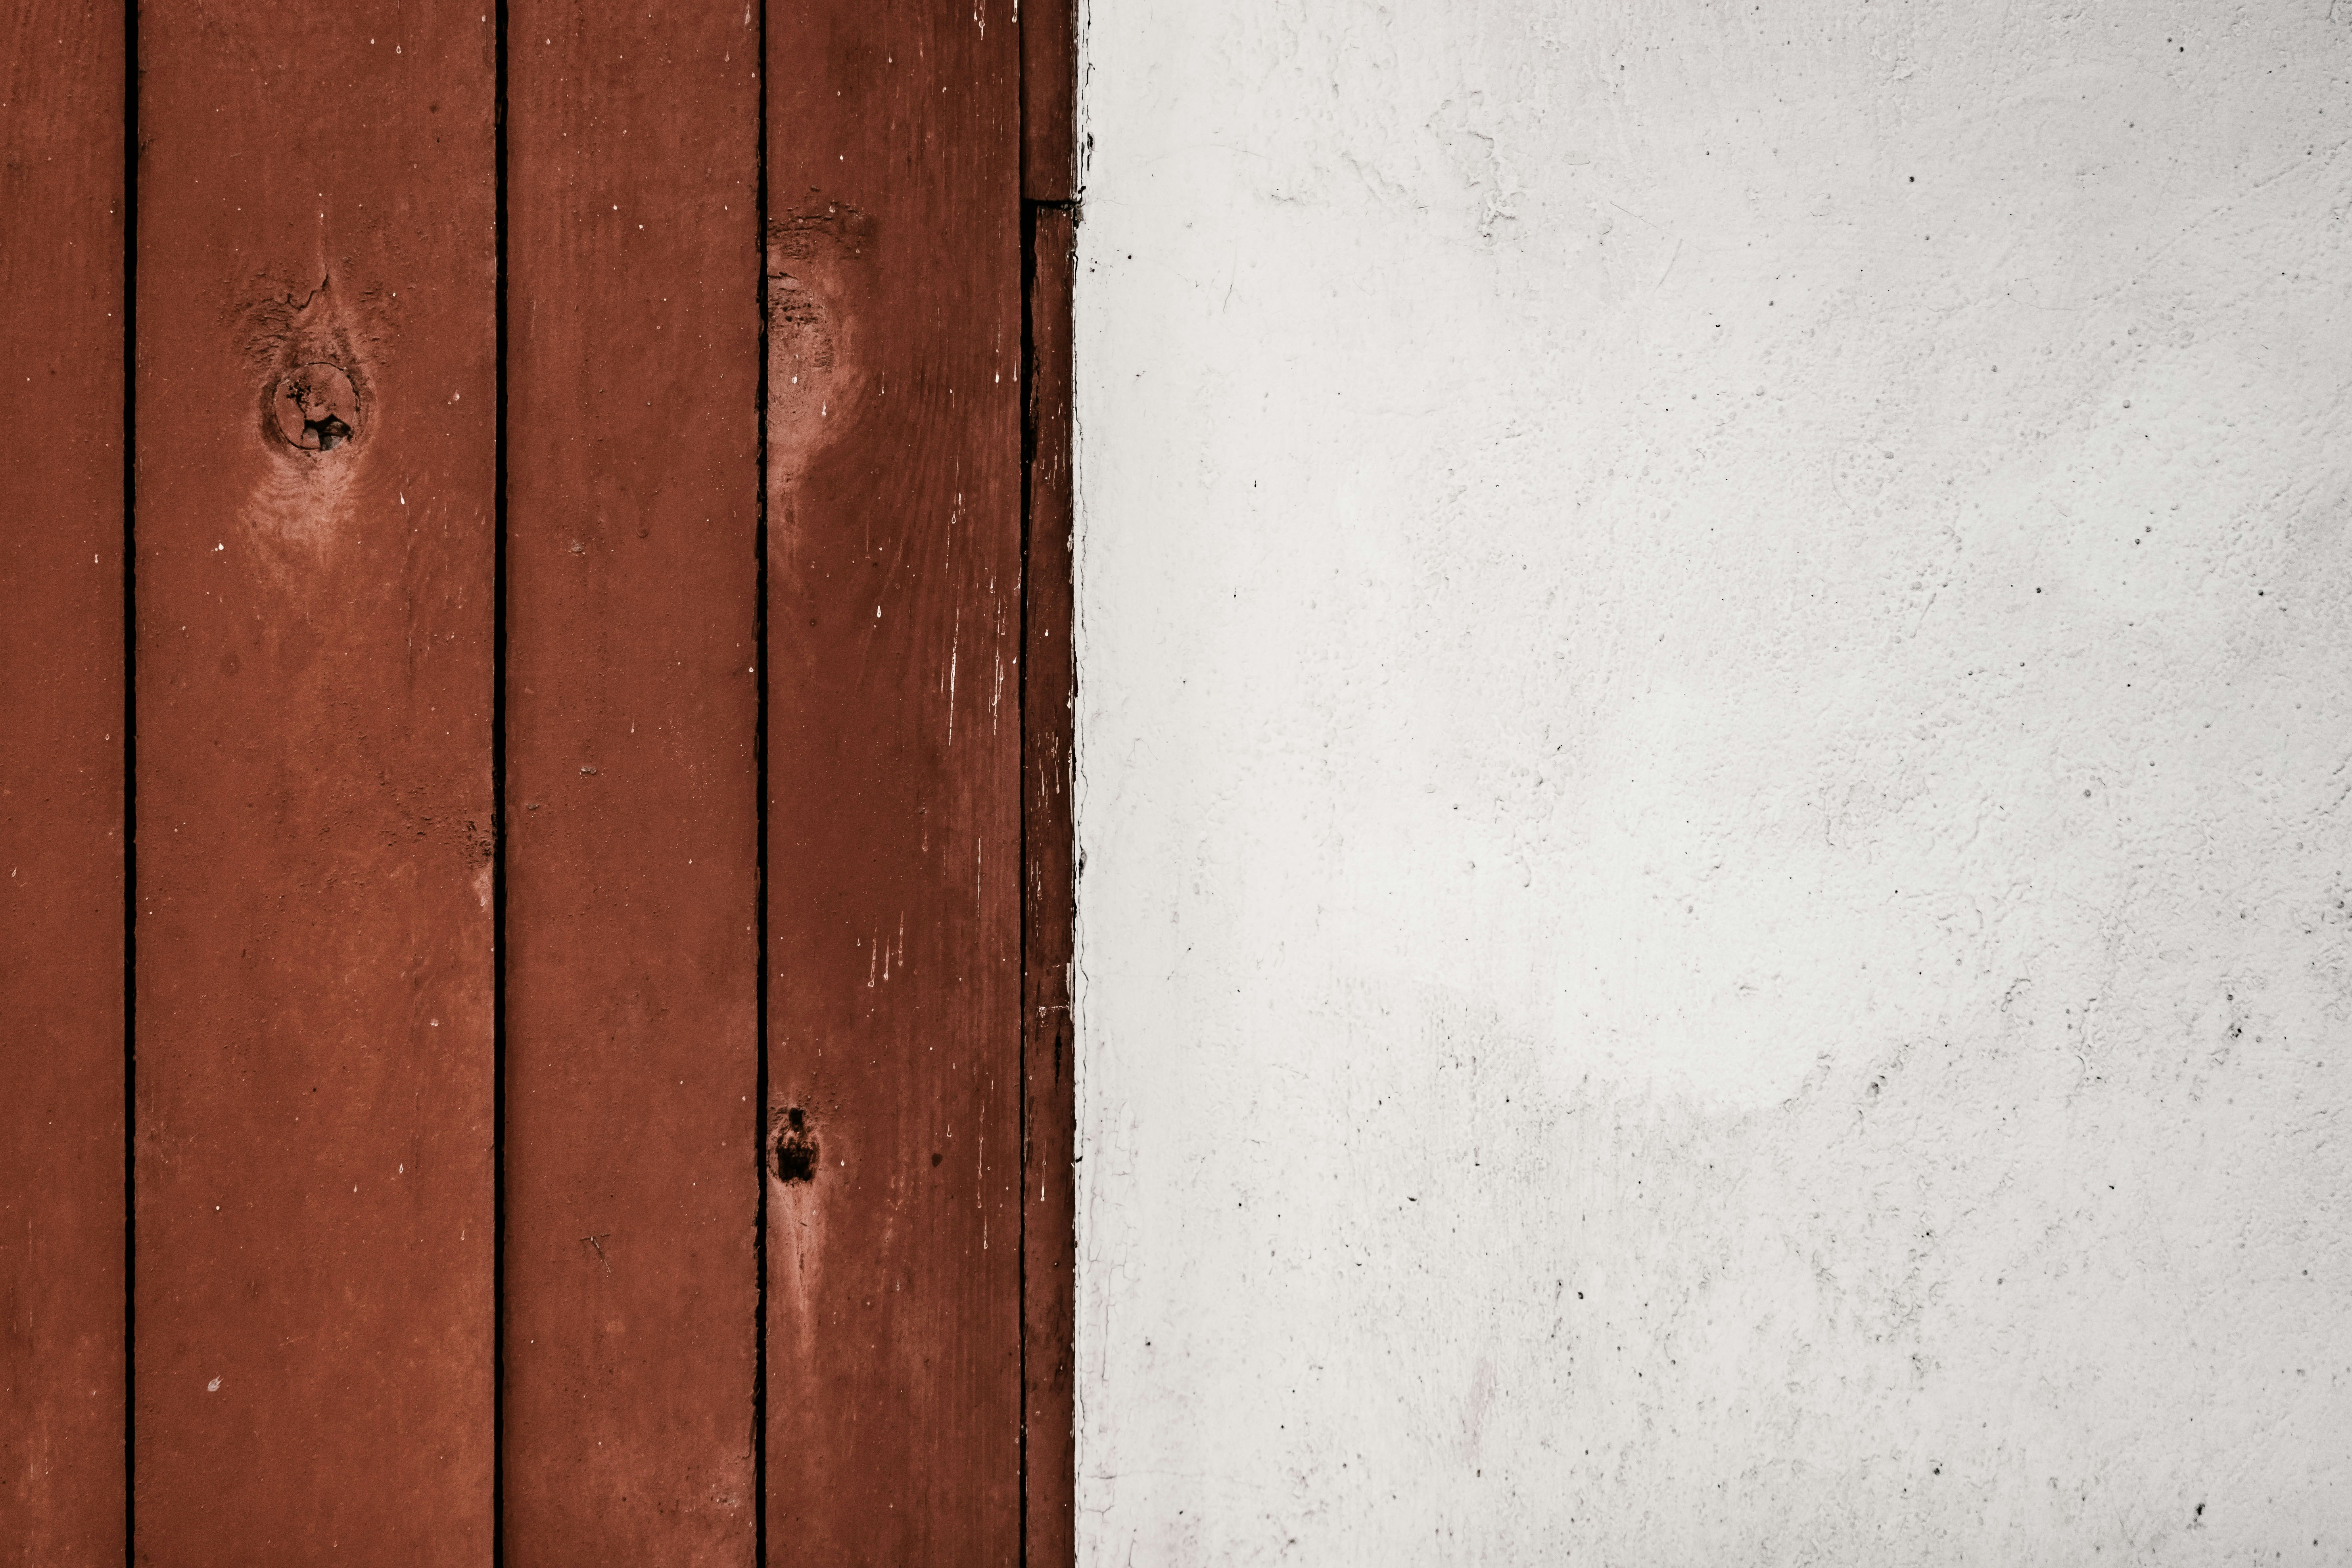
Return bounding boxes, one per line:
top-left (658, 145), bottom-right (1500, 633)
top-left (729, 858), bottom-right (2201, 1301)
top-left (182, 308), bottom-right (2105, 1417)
top-left (0, 1), bottom-right (1077, 1563)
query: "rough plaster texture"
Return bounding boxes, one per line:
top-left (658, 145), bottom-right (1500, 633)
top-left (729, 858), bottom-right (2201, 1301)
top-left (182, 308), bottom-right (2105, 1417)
top-left (1071, 1), bottom-right (2352, 1561)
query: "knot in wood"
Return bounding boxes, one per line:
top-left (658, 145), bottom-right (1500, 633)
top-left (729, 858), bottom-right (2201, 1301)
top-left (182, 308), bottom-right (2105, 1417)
top-left (272, 361), bottom-right (359, 451)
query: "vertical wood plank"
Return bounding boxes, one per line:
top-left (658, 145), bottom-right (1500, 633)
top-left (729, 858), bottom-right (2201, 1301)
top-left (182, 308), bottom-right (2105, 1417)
top-left (0, 4), bottom-right (125, 1561)
top-left (763, 0), bottom-right (1025, 1558)
top-left (1020, 0), bottom-right (1080, 202)
top-left (133, 6), bottom-right (497, 1560)
top-left (503, 4), bottom-right (763, 1562)
top-left (1021, 204), bottom-right (1079, 1568)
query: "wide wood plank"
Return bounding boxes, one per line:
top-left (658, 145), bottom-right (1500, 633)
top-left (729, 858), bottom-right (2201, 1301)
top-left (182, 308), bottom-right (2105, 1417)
top-left (0, 4), bottom-right (124, 1560)
top-left (763, 1), bottom-right (1026, 1558)
top-left (502, 4), bottom-right (763, 1562)
top-left (133, 5), bottom-right (497, 1559)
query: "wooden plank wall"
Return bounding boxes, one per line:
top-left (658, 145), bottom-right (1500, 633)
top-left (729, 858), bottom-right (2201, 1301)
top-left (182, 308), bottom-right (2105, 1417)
top-left (502, 3), bottom-right (764, 1562)
top-left (132, 4), bottom-right (499, 1559)
top-left (0, 3), bottom-right (125, 1561)
top-left (2, 0), bottom-right (1076, 1560)
top-left (761, 0), bottom-right (1027, 1558)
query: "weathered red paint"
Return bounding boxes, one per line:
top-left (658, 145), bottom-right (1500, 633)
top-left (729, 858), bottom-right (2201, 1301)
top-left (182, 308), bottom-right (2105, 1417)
top-left (133, 5), bottom-right (497, 1560)
top-left (1022, 0), bottom-right (1081, 202)
top-left (1022, 203), bottom-right (1080, 1568)
top-left (9, 6), bottom-right (1076, 1555)
top-left (763, 0), bottom-right (1027, 1556)
top-left (503, 2), bottom-right (764, 1560)
top-left (0, 4), bottom-right (124, 1560)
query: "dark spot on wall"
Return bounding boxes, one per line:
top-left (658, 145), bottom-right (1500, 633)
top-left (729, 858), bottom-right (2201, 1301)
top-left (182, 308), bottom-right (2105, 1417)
top-left (770, 1106), bottom-right (818, 1183)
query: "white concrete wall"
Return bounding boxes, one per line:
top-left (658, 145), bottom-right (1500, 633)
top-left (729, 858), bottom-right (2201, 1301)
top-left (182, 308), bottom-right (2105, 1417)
top-left (1070, 2), bottom-right (2352, 1560)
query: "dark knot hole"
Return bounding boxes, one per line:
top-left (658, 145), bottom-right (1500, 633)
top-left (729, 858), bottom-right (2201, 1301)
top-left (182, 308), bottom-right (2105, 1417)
top-left (770, 1106), bottom-right (818, 1184)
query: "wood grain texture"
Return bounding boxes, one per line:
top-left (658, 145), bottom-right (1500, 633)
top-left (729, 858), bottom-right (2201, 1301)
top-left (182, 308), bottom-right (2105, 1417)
top-left (763, 0), bottom-right (1026, 1559)
top-left (0, 4), bottom-right (125, 1561)
top-left (1021, 203), bottom-right (1078, 1568)
top-left (1020, 0), bottom-right (1080, 201)
top-left (502, 4), bottom-right (763, 1562)
top-left (133, 5), bottom-right (497, 1560)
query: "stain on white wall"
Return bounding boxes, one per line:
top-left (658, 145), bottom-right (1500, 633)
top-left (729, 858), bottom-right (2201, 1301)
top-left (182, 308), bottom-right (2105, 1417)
top-left (1071, 1), bottom-right (2352, 1560)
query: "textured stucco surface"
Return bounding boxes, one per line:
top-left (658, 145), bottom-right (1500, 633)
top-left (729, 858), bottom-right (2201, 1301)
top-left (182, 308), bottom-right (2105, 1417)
top-left (1071, 1), bottom-right (2352, 1561)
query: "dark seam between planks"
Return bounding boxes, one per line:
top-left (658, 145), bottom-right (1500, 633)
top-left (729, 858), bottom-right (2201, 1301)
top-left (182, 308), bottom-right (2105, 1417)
top-left (491, 2), bottom-right (510, 1562)
top-left (122, 0), bottom-right (140, 1558)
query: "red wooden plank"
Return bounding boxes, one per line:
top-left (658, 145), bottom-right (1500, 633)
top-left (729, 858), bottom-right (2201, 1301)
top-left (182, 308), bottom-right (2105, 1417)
top-left (1021, 0), bottom-right (1080, 202)
top-left (1022, 203), bottom-right (1079, 1568)
top-left (763, 0), bottom-right (1025, 1557)
top-left (133, 6), bottom-right (497, 1560)
top-left (0, 4), bottom-right (125, 1560)
top-left (502, 4), bottom-right (763, 1561)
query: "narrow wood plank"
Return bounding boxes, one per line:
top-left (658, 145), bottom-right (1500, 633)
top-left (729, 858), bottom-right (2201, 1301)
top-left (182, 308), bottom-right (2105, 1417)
top-left (133, 6), bottom-right (497, 1560)
top-left (764, 0), bottom-right (1025, 1558)
top-left (1020, 0), bottom-right (1080, 201)
top-left (0, 4), bottom-right (125, 1560)
top-left (503, 4), bottom-right (763, 1562)
top-left (1021, 203), bottom-right (1079, 1568)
